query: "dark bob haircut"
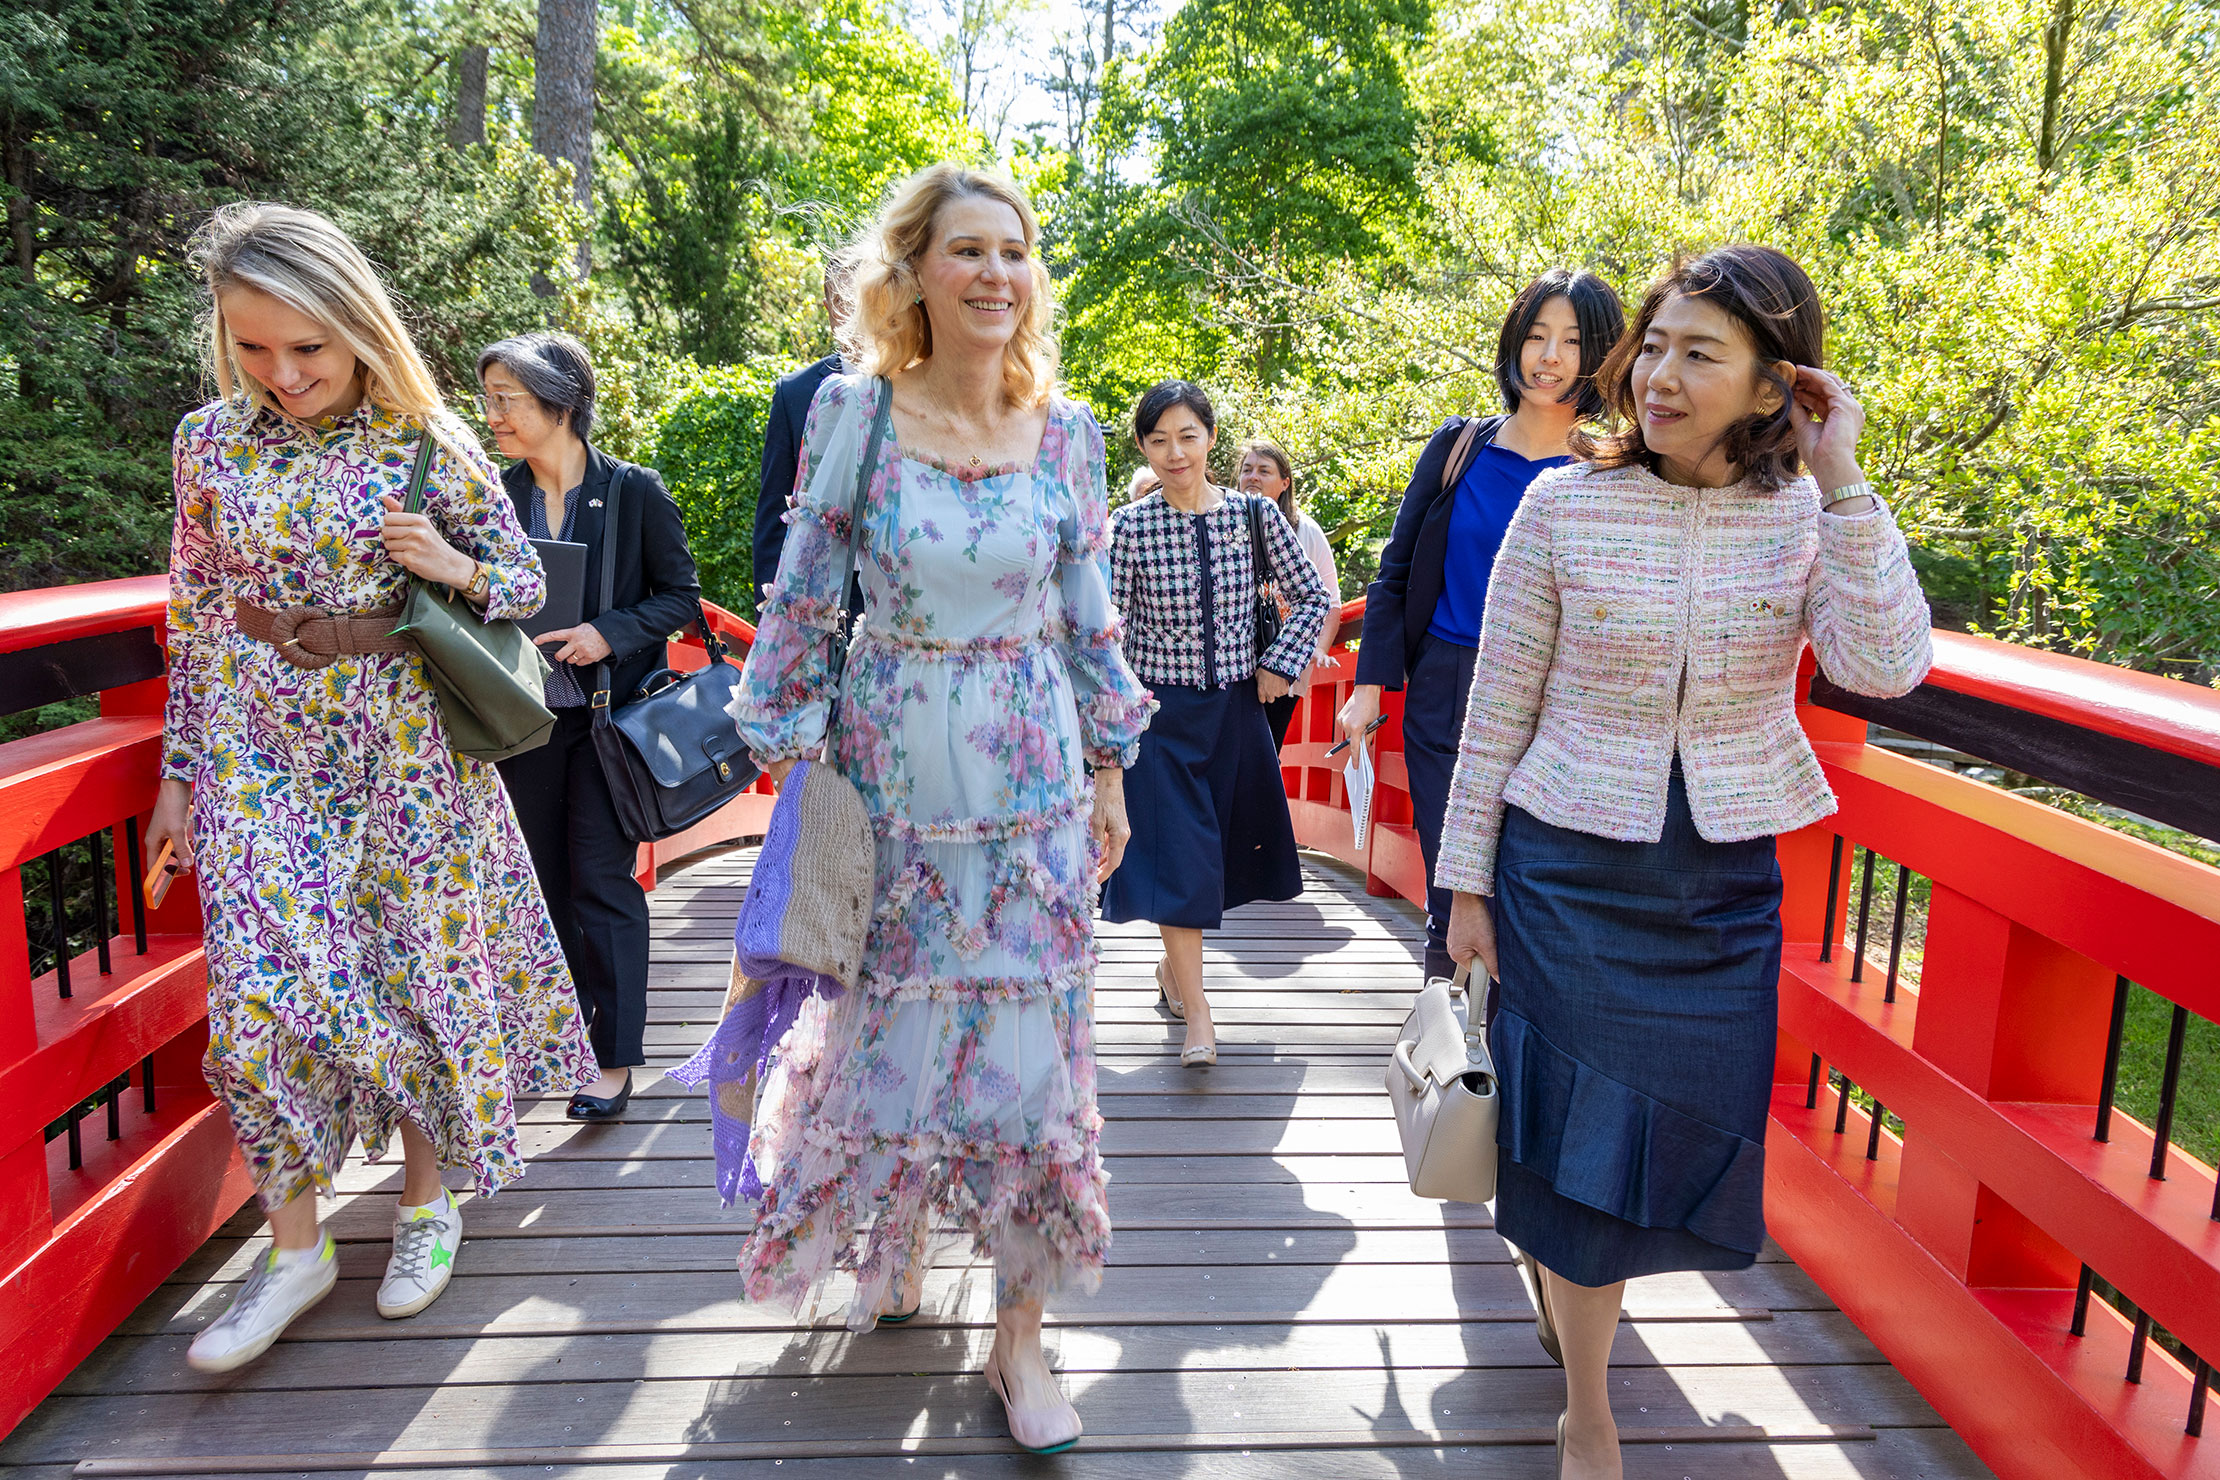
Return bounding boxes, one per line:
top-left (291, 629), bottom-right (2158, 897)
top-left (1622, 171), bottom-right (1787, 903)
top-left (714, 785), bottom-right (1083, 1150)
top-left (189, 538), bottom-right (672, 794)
top-left (476, 330), bottom-right (598, 444)
top-left (1572, 245), bottom-right (1823, 491)
top-left (1132, 379), bottom-right (1216, 442)
top-left (1495, 268), bottom-right (1624, 419)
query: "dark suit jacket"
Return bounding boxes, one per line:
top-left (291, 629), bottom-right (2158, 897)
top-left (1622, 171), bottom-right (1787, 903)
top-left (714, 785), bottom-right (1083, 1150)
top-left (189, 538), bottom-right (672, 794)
top-left (754, 352), bottom-right (844, 598)
top-left (1353, 414), bottom-right (1511, 690)
top-left (504, 444), bottom-right (703, 709)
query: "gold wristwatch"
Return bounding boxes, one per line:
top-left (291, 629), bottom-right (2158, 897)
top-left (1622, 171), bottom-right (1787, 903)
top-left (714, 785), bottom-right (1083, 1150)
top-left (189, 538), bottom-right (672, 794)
top-left (463, 561), bottom-right (491, 600)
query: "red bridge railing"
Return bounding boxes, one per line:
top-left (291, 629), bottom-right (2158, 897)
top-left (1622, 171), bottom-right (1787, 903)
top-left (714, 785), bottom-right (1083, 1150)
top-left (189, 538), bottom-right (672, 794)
top-left (0, 582), bottom-right (762, 1435)
top-left (1284, 598), bottom-right (2220, 1480)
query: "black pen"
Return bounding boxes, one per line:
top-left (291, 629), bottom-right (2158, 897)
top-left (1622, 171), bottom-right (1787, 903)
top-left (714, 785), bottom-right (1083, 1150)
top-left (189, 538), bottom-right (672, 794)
top-left (1324, 714), bottom-right (1388, 758)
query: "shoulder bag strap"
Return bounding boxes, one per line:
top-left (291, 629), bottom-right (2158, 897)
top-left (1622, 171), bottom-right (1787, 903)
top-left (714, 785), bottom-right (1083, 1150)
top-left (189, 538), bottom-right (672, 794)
top-left (401, 435), bottom-right (437, 516)
top-left (825, 377), bottom-right (895, 732)
top-left (1245, 493), bottom-right (1274, 583)
top-left (1438, 418), bottom-right (1485, 496)
top-left (590, 473), bottom-right (624, 710)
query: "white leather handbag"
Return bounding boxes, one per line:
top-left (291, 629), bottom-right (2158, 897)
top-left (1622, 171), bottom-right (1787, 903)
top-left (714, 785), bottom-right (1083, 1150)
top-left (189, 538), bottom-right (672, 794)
top-left (1387, 962), bottom-right (1500, 1203)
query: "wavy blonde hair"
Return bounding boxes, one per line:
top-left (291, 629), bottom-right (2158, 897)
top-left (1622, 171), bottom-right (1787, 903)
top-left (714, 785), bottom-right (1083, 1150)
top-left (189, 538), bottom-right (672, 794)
top-left (189, 201), bottom-right (471, 458)
top-left (836, 164), bottom-right (1057, 408)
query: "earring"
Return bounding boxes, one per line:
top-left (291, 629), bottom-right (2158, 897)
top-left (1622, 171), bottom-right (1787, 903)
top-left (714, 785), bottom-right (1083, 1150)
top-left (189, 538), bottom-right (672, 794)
top-left (914, 294), bottom-right (923, 304)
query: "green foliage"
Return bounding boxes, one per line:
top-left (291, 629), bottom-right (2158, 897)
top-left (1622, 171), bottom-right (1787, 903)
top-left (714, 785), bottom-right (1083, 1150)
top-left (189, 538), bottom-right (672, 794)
top-left (1075, 0), bottom-right (2220, 682)
top-left (649, 361), bottom-right (781, 621)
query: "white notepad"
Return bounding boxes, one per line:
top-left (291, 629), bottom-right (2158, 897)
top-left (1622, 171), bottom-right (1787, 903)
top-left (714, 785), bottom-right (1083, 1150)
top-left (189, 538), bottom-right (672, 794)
top-left (1345, 739), bottom-right (1377, 851)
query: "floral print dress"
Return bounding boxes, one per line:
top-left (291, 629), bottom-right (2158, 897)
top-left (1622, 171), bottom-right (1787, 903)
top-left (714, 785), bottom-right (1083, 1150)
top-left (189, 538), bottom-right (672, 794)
top-left (163, 398), bottom-right (599, 1212)
top-left (729, 373), bottom-right (1153, 1327)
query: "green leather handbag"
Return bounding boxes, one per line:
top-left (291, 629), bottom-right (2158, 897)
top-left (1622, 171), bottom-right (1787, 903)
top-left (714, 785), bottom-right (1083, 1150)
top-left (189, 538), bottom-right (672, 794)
top-left (389, 436), bottom-right (557, 763)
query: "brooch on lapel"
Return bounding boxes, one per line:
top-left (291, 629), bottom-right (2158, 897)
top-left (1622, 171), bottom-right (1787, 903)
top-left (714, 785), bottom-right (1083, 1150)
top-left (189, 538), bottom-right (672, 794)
top-left (589, 498), bottom-right (604, 508)
top-left (1751, 598), bottom-right (1778, 612)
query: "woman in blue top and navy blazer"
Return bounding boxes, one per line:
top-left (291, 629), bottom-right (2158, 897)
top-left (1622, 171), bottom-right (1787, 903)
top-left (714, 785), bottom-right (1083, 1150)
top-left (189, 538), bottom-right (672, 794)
top-left (478, 332), bottom-right (703, 1120)
top-left (1336, 271), bottom-right (1624, 983)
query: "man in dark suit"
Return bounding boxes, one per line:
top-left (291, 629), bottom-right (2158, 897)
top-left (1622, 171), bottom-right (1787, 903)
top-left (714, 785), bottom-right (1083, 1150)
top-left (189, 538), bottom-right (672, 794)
top-left (753, 259), bottom-right (852, 599)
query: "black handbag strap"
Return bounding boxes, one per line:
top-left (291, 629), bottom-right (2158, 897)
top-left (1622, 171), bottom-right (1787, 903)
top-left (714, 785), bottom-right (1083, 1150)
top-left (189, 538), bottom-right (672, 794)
top-left (1245, 493), bottom-right (1277, 588)
top-left (826, 377), bottom-right (894, 734)
top-left (590, 472), bottom-right (624, 712)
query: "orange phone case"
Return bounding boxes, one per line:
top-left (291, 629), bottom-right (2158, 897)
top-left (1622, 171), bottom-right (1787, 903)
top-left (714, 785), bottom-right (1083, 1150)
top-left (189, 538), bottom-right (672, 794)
top-left (144, 838), bottom-right (177, 909)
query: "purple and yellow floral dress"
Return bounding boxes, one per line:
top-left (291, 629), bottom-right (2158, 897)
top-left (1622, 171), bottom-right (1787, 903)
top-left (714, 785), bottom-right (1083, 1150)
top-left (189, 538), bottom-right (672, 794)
top-left (729, 373), bottom-right (1153, 1327)
top-left (163, 398), bottom-right (599, 1211)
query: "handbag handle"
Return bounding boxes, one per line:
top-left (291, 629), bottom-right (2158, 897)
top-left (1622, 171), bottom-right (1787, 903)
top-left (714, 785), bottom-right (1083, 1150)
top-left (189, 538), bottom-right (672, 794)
top-left (1244, 494), bottom-right (1274, 587)
top-left (398, 438), bottom-right (449, 595)
top-left (588, 469), bottom-right (625, 711)
top-left (824, 377), bottom-right (895, 735)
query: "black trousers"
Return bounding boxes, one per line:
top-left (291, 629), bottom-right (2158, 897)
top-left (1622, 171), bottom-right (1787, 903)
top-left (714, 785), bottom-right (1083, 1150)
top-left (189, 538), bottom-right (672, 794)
top-left (497, 707), bottom-right (650, 1070)
top-left (1400, 633), bottom-right (1480, 983)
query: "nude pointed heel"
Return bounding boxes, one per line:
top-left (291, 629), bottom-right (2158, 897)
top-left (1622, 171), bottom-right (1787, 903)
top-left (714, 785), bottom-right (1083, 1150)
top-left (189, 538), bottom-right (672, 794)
top-left (1155, 959), bottom-right (1185, 1020)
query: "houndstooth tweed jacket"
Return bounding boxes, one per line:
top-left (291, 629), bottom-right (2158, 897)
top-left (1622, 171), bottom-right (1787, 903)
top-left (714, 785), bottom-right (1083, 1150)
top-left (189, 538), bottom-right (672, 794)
top-left (1434, 461), bottom-right (1934, 897)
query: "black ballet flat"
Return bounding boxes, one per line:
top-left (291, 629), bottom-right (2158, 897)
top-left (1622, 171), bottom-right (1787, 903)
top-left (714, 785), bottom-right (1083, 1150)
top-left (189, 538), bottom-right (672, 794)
top-left (566, 1070), bottom-right (632, 1121)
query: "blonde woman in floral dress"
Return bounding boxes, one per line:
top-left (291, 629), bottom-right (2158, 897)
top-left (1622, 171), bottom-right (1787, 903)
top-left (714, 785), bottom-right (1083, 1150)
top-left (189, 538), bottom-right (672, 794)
top-left (144, 204), bottom-right (597, 1374)
top-left (730, 164), bottom-right (1152, 1454)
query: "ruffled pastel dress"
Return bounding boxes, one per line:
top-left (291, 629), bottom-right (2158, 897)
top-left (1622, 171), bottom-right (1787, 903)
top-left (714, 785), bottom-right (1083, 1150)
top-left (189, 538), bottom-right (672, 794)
top-left (728, 374), bottom-right (1153, 1327)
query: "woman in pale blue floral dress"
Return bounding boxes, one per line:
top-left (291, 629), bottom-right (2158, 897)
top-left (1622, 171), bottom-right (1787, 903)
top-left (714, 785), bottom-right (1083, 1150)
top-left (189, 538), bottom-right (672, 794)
top-left (146, 204), bottom-right (597, 1374)
top-left (730, 165), bottom-right (1151, 1454)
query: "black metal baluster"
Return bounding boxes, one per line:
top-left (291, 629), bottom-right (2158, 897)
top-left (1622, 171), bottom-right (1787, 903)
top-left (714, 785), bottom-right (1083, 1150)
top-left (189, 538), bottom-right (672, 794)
top-left (1834, 1071), bottom-right (1854, 1135)
top-left (106, 1076), bottom-right (121, 1140)
top-left (47, 847), bottom-right (71, 999)
top-left (125, 817), bottom-right (148, 954)
top-left (2150, 1004), bottom-right (2189, 1180)
top-left (88, 829), bottom-right (111, 975)
top-left (2128, 1307), bottom-right (2152, 1383)
top-left (1819, 835), bottom-right (1844, 964)
top-left (142, 1055), bottom-right (156, 1115)
top-left (66, 1107), bottom-right (82, 1170)
top-left (1867, 1102), bottom-right (1887, 1160)
top-left (1851, 848), bottom-right (1878, 983)
top-left (2190, 1356), bottom-right (2210, 1438)
top-left (1884, 864), bottom-right (1911, 1003)
top-left (2095, 976), bottom-right (2130, 1143)
top-left (2071, 1265), bottom-right (2094, 1336)
top-left (1806, 1053), bottom-right (1824, 1110)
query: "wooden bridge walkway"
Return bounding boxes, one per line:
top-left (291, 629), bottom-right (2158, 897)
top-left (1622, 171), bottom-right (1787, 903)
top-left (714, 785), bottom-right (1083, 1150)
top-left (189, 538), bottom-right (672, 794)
top-left (1, 846), bottom-right (1990, 1479)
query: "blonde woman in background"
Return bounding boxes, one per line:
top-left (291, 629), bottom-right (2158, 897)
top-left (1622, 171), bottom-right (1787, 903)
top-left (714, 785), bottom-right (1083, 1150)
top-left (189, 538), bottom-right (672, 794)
top-left (1235, 441), bottom-right (1340, 749)
top-left (144, 203), bottom-right (596, 1373)
top-left (729, 164), bottom-right (1153, 1453)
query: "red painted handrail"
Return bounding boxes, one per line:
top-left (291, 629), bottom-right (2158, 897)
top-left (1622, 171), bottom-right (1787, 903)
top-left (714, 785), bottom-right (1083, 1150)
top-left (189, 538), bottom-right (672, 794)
top-left (1281, 600), bottom-right (2220, 1480)
top-left (0, 581), bottom-right (770, 1436)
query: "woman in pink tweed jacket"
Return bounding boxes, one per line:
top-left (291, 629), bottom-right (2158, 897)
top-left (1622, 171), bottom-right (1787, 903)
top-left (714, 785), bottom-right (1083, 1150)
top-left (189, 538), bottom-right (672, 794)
top-left (1437, 245), bottom-right (1932, 1480)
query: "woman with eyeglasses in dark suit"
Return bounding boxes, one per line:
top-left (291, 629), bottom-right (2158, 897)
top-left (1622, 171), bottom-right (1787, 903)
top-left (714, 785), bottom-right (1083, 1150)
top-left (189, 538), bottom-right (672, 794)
top-left (477, 331), bottom-right (704, 1119)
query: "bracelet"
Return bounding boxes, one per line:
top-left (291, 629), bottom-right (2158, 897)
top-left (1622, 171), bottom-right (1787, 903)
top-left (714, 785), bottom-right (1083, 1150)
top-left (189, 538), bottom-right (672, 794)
top-left (1822, 480), bottom-right (1876, 511)
top-left (463, 561), bottom-right (491, 599)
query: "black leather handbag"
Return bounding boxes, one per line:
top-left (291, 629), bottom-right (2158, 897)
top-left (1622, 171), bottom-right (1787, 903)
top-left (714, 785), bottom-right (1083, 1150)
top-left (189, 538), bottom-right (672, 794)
top-left (587, 470), bottom-right (759, 842)
top-left (1245, 494), bottom-right (1286, 664)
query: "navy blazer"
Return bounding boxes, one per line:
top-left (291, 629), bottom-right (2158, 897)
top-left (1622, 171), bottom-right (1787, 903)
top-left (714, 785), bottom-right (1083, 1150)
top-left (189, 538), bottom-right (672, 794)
top-left (1352, 414), bottom-right (1511, 690)
top-left (754, 352), bottom-right (844, 598)
top-left (504, 444), bottom-right (703, 709)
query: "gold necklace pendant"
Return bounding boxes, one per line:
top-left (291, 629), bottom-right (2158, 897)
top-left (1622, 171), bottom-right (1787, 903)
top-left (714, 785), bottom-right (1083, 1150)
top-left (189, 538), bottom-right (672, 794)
top-left (969, 455), bottom-right (982, 467)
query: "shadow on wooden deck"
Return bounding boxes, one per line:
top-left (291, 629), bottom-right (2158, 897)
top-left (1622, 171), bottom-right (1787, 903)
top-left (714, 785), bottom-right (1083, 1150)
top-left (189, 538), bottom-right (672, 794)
top-left (0, 848), bottom-right (1992, 1479)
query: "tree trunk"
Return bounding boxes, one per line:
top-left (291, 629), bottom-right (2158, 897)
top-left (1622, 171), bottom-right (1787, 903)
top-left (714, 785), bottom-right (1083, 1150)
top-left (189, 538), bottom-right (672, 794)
top-left (2037, 0), bottom-right (2075, 174)
top-left (535, 0), bottom-right (596, 210)
top-left (449, 45), bottom-right (489, 148)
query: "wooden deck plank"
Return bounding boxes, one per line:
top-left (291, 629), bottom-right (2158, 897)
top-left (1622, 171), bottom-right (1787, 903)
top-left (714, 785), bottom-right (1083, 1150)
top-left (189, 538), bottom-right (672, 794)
top-left (0, 846), bottom-right (1985, 1476)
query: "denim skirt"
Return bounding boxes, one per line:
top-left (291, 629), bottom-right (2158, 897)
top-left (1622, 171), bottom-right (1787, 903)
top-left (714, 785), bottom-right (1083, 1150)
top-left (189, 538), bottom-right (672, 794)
top-left (1102, 680), bottom-right (1302, 929)
top-left (1490, 761), bottom-right (1782, 1286)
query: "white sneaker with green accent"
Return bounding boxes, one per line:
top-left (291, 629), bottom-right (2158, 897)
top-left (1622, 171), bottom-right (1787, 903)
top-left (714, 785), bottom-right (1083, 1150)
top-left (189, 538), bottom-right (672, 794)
top-left (185, 1234), bottom-right (338, 1372)
top-left (377, 1189), bottom-right (462, 1319)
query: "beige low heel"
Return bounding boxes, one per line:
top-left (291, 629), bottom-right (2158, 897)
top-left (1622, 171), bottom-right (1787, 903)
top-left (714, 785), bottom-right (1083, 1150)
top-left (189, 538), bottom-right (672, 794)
top-left (1155, 959), bottom-right (1185, 1020)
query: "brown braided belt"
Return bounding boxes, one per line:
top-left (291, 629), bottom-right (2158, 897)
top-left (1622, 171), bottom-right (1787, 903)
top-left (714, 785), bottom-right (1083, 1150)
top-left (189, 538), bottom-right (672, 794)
top-left (234, 600), bottom-right (413, 671)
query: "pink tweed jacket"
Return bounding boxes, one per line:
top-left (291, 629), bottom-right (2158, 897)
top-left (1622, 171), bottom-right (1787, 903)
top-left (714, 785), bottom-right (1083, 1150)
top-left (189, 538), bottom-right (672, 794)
top-left (1434, 461), bottom-right (1934, 897)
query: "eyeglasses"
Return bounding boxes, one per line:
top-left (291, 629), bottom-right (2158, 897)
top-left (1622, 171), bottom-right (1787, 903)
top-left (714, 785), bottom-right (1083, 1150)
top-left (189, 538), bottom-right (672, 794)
top-left (474, 390), bottom-right (531, 420)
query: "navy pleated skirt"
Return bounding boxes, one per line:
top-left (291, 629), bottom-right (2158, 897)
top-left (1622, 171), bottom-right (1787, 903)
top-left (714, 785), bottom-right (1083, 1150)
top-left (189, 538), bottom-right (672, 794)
top-left (1490, 760), bottom-right (1782, 1286)
top-left (1102, 680), bottom-right (1302, 929)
